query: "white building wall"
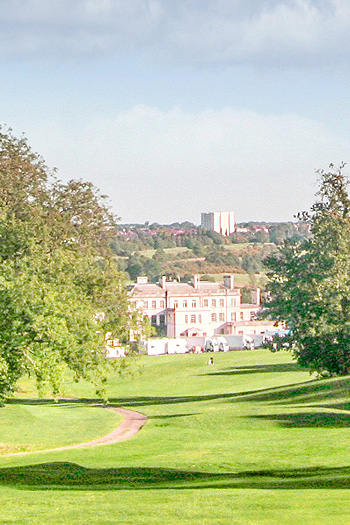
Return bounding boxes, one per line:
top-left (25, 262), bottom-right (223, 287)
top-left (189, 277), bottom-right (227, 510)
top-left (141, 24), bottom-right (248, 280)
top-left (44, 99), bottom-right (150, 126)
top-left (129, 276), bottom-right (269, 339)
top-left (201, 211), bottom-right (235, 236)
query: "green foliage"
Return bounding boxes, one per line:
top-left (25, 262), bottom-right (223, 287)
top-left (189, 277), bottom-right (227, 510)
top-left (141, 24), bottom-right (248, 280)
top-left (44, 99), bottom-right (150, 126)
top-left (0, 126), bottom-right (141, 401)
top-left (205, 246), bottom-right (241, 266)
top-left (263, 164), bottom-right (350, 375)
top-left (241, 253), bottom-right (264, 273)
top-left (241, 286), bottom-right (254, 304)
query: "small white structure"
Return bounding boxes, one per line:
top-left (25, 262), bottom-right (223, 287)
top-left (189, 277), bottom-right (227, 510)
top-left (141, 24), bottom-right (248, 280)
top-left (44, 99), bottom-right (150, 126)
top-left (105, 336), bottom-right (126, 358)
top-left (146, 337), bottom-right (191, 355)
top-left (146, 339), bottom-right (168, 356)
top-left (105, 346), bottom-right (126, 358)
top-left (217, 336), bottom-right (229, 352)
top-left (166, 339), bottom-right (188, 354)
top-left (182, 336), bottom-right (206, 352)
top-left (224, 335), bottom-right (246, 349)
top-left (204, 337), bottom-right (220, 352)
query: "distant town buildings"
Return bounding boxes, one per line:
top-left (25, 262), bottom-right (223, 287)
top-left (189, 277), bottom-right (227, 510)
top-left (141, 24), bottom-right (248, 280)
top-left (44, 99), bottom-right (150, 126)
top-left (129, 274), bottom-right (276, 339)
top-left (201, 211), bottom-right (236, 236)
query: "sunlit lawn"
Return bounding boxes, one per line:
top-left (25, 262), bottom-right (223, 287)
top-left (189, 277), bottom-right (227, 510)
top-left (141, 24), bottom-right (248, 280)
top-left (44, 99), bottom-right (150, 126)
top-left (207, 272), bottom-right (267, 287)
top-left (1, 349), bottom-right (350, 524)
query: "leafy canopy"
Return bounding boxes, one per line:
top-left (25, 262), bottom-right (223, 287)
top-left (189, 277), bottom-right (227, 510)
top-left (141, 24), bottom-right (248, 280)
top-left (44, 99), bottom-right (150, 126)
top-left (0, 126), bottom-right (142, 401)
top-left (263, 164), bottom-right (350, 375)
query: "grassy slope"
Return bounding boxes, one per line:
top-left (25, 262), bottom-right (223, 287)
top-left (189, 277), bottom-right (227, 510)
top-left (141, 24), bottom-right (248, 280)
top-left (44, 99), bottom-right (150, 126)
top-left (1, 350), bottom-right (350, 524)
top-left (0, 402), bottom-right (121, 454)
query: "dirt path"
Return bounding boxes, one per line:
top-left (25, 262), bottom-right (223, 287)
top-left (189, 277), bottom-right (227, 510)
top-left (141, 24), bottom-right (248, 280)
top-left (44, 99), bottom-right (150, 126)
top-left (2, 405), bottom-right (147, 457)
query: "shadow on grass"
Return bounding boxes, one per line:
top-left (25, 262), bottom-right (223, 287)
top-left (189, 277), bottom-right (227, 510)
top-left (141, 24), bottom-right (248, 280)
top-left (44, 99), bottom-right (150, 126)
top-left (8, 375), bottom-right (350, 411)
top-left (202, 363), bottom-right (303, 376)
top-left (149, 413), bottom-right (199, 419)
top-left (248, 411), bottom-right (350, 428)
top-left (241, 376), bottom-right (350, 406)
top-left (8, 399), bottom-right (92, 407)
top-left (1, 462), bottom-right (350, 490)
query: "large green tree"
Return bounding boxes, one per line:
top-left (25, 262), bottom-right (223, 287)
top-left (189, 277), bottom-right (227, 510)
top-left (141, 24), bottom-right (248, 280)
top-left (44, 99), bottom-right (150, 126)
top-left (263, 164), bottom-right (350, 375)
top-left (0, 126), bottom-right (142, 401)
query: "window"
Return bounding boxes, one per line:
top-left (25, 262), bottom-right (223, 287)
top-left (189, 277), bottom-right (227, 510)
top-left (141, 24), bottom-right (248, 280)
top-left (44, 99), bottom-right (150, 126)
top-left (192, 300), bottom-right (196, 308)
top-left (151, 315), bottom-right (157, 325)
top-left (219, 313), bottom-right (224, 322)
top-left (191, 314), bottom-right (196, 323)
top-left (185, 315), bottom-right (188, 323)
top-left (231, 312), bottom-right (236, 322)
top-left (211, 313), bottom-right (217, 322)
top-left (220, 299), bottom-right (224, 307)
top-left (143, 301), bottom-right (148, 309)
top-left (160, 300), bottom-right (165, 308)
top-left (174, 301), bottom-right (178, 308)
top-left (198, 314), bottom-right (202, 323)
top-left (231, 298), bottom-right (235, 306)
top-left (183, 301), bottom-right (188, 308)
top-left (204, 299), bottom-right (208, 307)
top-left (159, 314), bottom-right (165, 325)
top-left (152, 301), bottom-right (156, 309)
top-left (240, 312), bottom-right (244, 321)
top-left (212, 299), bottom-right (216, 307)
top-left (250, 311), bottom-right (256, 321)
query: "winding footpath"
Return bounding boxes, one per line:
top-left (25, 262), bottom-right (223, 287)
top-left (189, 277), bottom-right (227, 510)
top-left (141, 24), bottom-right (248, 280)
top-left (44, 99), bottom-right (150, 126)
top-left (2, 405), bottom-right (147, 457)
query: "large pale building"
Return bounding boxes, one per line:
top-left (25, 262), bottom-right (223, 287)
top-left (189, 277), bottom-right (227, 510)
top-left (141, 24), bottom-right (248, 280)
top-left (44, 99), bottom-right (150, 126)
top-left (201, 211), bottom-right (235, 236)
top-left (129, 275), bottom-right (276, 339)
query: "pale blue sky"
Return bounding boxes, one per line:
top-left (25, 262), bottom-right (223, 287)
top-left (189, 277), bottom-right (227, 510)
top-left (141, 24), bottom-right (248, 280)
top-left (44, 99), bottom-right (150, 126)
top-left (2, 0), bottom-right (350, 224)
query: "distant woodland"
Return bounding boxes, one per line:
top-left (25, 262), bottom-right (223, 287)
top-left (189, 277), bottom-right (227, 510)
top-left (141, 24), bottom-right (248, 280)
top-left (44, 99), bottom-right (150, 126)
top-left (112, 222), bottom-right (310, 287)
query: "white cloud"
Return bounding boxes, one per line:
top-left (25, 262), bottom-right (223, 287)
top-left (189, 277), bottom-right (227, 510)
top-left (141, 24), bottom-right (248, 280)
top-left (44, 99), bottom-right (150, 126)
top-left (1, 0), bottom-right (350, 66)
top-left (19, 105), bottom-right (349, 223)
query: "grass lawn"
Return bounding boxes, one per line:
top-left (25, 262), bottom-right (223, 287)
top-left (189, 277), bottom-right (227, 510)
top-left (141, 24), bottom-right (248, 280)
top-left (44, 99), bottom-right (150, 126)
top-left (207, 272), bottom-right (267, 287)
top-left (1, 349), bottom-right (350, 523)
top-left (0, 401), bottom-right (121, 455)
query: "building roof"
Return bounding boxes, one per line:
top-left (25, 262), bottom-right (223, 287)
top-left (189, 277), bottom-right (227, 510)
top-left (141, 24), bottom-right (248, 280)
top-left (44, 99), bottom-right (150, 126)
top-left (163, 282), bottom-right (194, 294)
top-left (130, 283), bottom-right (165, 297)
top-left (129, 280), bottom-right (241, 297)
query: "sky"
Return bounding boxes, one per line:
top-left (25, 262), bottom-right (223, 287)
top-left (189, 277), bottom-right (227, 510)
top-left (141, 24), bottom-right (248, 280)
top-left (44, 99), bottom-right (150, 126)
top-left (2, 0), bottom-right (350, 225)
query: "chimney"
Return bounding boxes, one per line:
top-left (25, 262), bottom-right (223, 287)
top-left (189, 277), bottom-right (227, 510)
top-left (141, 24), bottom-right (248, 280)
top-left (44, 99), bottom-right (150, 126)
top-left (160, 276), bottom-right (167, 288)
top-left (136, 276), bottom-right (149, 284)
top-left (224, 275), bottom-right (234, 290)
top-left (193, 275), bottom-right (200, 289)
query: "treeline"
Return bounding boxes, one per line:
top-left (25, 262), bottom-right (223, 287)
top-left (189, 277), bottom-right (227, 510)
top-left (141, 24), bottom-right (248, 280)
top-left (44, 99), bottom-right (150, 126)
top-left (118, 243), bottom-right (276, 283)
top-left (112, 222), bottom-right (309, 283)
top-left (112, 222), bottom-right (309, 256)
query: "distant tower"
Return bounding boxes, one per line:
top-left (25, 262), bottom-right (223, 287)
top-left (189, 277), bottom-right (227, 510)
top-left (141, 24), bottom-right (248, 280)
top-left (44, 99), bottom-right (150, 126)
top-left (201, 211), bottom-right (235, 236)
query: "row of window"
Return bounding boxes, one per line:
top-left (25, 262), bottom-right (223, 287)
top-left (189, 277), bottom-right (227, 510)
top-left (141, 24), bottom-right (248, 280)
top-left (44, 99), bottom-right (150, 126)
top-left (142, 298), bottom-right (239, 309)
top-left (152, 311), bottom-right (256, 325)
top-left (184, 314), bottom-right (202, 324)
top-left (183, 312), bottom-right (245, 324)
top-left (143, 300), bottom-right (165, 309)
top-left (151, 314), bottom-right (166, 325)
top-left (176, 298), bottom-right (238, 308)
top-left (184, 312), bottom-right (255, 324)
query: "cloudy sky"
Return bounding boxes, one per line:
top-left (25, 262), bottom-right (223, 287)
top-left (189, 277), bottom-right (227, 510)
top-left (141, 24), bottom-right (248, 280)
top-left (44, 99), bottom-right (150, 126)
top-left (2, 0), bottom-right (350, 224)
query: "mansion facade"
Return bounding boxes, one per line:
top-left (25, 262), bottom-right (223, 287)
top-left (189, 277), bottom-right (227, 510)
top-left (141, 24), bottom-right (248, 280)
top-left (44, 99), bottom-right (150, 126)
top-left (129, 275), bottom-right (276, 338)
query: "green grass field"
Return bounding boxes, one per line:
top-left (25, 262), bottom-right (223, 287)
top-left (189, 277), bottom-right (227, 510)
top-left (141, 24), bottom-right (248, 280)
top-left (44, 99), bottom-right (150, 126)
top-left (207, 273), bottom-right (267, 287)
top-left (1, 349), bottom-right (350, 524)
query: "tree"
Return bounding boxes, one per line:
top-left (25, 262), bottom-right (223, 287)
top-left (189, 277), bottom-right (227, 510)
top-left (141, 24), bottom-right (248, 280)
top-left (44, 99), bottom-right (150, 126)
top-left (263, 164), bottom-right (350, 375)
top-left (0, 126), bottom-right (142, 401)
